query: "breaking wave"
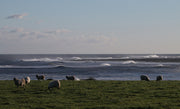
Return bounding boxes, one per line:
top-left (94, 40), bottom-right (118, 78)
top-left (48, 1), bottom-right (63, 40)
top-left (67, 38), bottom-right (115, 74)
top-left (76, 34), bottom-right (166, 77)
top-left (71, 57), bottom-right (82, 61)
top-left (143, 55), bottom-right (159, 58)
top-left (122, 60), bottom-right (136, 64)
top-left (100, 63), bottom-right (111, 66)
top-left (96, 57), bottom-right (113, 59)
top-left (0, 65), bottom-right (55, 69)
top-left (156, 64), bottom-right (164, 67)
top-left (21, 57), bottom-right (63, 62)
top-left (120, 57), bottom-right (130, 59)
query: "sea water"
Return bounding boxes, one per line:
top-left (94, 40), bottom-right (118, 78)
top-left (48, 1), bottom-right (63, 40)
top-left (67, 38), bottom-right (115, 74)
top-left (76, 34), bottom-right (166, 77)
top-left (0, 54), bottom-right (180, 80)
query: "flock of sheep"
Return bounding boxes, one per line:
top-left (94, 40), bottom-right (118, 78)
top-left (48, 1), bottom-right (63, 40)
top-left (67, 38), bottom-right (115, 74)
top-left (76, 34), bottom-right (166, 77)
top-left (13, 76), bottom-right (30, 88)
top-left (13, 75), bottom-right (61, 90)
top-left (13, 74), bottom-right (163, 90)
top-left (13, 75), bottom-right (89, 90)
top-left (140, 75), bottom-right (163, 81)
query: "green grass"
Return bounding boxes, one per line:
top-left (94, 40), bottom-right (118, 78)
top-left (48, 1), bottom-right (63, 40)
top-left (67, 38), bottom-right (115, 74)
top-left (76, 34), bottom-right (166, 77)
top-left (1, 80), bottom-right (180, 109)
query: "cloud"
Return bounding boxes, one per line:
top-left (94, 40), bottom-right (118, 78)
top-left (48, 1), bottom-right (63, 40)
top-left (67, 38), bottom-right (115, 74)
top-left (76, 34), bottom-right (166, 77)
top-left (0, 26), bottom-right (10, 34)
top-left (73, 33), bottom-right (116, 44)
top-left (0, 27), bottom-right (116, 46)
top-left (18, 28), bottom-right (71, 39)
top-left (0, 27), bottom-right (120, 53)
top-left (9, 28), bottom-right (24, 33)
top-left (36, 20), bottom-right (44, 24)
top-left (6, 13), bottom-right (27, 19)
top-left (0, 26), bottom-right (9, 30)
top-left (45, 29), bottom-right (71, 34)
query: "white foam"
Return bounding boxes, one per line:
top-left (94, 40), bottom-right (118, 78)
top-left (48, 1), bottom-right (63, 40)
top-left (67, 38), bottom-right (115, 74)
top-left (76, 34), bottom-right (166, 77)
top-left (144, 55), bottom-right (159, 58)
top-left (101, 63), bottom-right (111, 66)
top-left (0, 65), bottom-right (53, 68)
top-left (71, 57), bottom-right (82, 60)
top-left (99, 57), bottom-right (113, 59)
top-left (156, 64), bottom-right (164, 67)
top-left (83, 57), bottom-right (113, 60)
top-left (0, 65), bottom-right (14, 68)
top-left (122, 60), bottom-right (136, 64)
top-left (22, 57), bottom-right (63, 62)
top-left (120, 57), bottom-right (130, 59)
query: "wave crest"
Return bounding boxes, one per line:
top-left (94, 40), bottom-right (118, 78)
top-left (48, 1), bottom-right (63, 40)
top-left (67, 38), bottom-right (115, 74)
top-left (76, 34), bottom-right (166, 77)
top-left (144, 55), bottom-right (159, 58)
top-left (120, 57), bottom-right (130, 59)
top-left (71, 57), bottom-right (82, 61)
top-left (101, 63), bottom-right (111, 66)
top-left (21, 57), bottom-right (63, 62)
top-left (0, 65), bottom-right (54, 68)
top-left (123, 60), bottom-right (136, 64)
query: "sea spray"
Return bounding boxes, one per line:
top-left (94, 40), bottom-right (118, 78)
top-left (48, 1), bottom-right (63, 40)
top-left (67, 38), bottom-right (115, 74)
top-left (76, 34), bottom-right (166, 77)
top-left (22, 57), bottom-right (63, 62)
top-left (101, 63), bottom-right (111, 66)
top-left (122, 60), bottom-right (136, 64)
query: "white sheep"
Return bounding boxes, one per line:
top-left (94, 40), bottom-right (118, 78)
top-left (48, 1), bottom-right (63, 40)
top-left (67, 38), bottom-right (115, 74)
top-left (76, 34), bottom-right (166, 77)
top-left (74, 76), bottom-right (80, 81)
top-left (36, 75), bottom-right (45, 80)
top-left (13, 78), bottom-right (26, 87)
top-left (140, 75), bottom-right (150, 81)
top-left (156, 75), bottom-right (163, 81)
top-left (48, 80), bottom-right (61, 90)
top-left (25, 76), bottom-right (30, 84)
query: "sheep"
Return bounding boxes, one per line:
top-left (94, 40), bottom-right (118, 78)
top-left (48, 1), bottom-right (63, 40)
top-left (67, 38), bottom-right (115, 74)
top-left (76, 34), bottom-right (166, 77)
top-left (48, 80), bottom-right (61, 90)
top-left (25, 76), bottom-right (30, 84)
top-left (13, 78), bottom-right (26, 87)
top-left (156, 75), bottom-right (163, 81)
top-left (66, 75), bottom-right (80, 81)
top-left (66, 75), bottom-right (75, 80)
top-left (140, 75), bottom-right (150, 81)
top-left (75, 77), bottom-right (80, 81)
top-left (36, 75), bottom-right (45, 80)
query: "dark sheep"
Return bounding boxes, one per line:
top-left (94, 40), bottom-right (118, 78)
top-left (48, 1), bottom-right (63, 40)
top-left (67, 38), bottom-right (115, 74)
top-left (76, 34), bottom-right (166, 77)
top-left (156, 75), bottom-right (163, 81)
top-left (140, 75), bottom-right (150, 81)
top-left (13, 78), bottom-right (26, 87)
top-left (36, 75), bottom-right (45, 80)
top-left (48, 80), bottom-right (61, 90)
top-left (66, 75), bottom-right (80, 81)
top-left (66, 75), bottom-right (75, 80)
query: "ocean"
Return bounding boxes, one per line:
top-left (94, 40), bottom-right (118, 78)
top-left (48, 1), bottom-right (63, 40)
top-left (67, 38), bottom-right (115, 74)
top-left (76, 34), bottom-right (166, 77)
top-left (0, 54), bottom-right (180, 80)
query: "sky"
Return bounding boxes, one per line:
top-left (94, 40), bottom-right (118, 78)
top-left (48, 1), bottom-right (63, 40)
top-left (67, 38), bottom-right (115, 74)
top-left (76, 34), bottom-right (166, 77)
top-left (0, 0), bottom-right (180, 54)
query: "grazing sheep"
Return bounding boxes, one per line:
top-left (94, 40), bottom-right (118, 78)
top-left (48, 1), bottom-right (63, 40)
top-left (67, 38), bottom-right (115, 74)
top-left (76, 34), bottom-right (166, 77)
top-left (66, 76), bottom-right (80, 81)
top-left (25, 76), bottom-right (30, 84)
top-left (66, 75), bottom-right (75, 80)
top-left (48, 80), bottom-right (61, 90)
top-left (156, 75), bottom-right (163, 81)
top-left (36, 75), bottom-right (45, 80)
top-left (140, 75), bottom-right (150, 81)
top-left (13, 78), bottom-right (26, 87)
top-left (75, 77), bottom-right (80, 81)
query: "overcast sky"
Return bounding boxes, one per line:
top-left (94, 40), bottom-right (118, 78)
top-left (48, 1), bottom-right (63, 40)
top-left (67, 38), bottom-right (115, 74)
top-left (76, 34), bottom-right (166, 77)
top-left (0, 0), bottom-right (180, 54)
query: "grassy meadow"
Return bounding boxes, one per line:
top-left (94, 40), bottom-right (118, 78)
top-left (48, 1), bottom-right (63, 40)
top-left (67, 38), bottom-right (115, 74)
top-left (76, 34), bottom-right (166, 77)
top-left (1, 80), bottom-right (180, 109)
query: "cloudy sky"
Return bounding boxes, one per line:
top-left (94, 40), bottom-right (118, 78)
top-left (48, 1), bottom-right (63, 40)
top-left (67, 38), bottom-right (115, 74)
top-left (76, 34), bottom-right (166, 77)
top-left (0, 0), bottom-right (180, 54)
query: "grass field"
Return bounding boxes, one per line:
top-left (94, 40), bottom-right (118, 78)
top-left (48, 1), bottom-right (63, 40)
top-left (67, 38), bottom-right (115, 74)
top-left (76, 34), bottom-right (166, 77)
top-left (1, 80), bottom-right (180, 109)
